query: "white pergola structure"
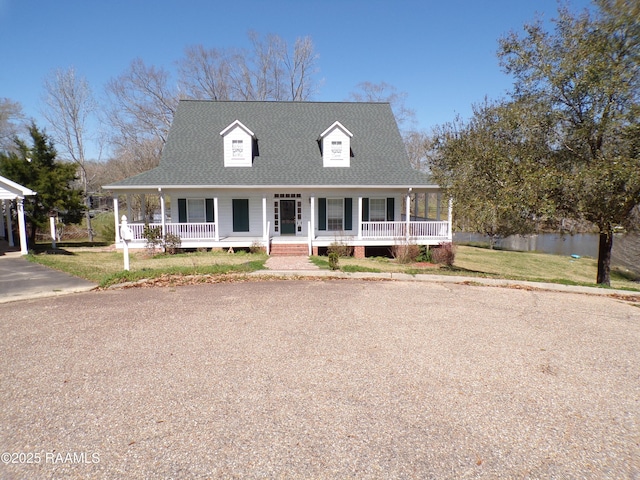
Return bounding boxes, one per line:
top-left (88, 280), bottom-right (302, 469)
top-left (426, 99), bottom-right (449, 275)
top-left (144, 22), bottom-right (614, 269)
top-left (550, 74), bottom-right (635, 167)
top-left (0, 174), bottom-right (36, 255)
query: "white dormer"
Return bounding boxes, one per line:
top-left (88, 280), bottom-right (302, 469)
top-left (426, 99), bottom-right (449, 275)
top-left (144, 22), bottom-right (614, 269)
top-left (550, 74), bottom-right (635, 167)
top-left (319, 121), bottom-right (353, 167)
top-left (220, 120), bottom-right (255, 167)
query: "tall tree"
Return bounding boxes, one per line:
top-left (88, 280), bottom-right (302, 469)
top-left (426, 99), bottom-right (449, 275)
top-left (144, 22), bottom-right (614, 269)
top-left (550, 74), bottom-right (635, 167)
top-left (498, 0), bottom-right (640, 285)
top-left (0, 124), bottom-right (84, 246)
top-left (104, 58), bottom-right (178, 178)
top-left (42, 67), bottom-right (97, 241)
top-left (177, 45), bottom-right (232, 101)
top-left (349, 81), bottom-right (416, 131)
top-left (429, 98), bottom-right (559, 243)
top-left (177, 32), bottom-right (319, 102)
top-left (0, 98), bottom-right (25, 154)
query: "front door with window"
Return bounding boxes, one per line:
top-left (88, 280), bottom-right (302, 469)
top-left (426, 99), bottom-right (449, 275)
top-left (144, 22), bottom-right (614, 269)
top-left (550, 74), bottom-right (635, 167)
top-left (280, 199), bottom-right (296, 235)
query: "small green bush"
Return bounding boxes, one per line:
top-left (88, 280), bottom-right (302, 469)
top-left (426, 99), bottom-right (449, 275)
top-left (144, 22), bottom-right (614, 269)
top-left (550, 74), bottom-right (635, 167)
top-left (328, 252), bottom-right (340, 270)
top-left (416, 245), bottom-right (432, 263)
top-left (328, 241), bottom-right (353, 257)
top-left (143, 225), bottom-right (163, 254)
top-left (164, 233), bottom-right (182, 254)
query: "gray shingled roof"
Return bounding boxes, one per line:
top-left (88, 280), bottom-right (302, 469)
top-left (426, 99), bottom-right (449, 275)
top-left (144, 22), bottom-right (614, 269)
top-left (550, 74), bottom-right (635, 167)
top-left (105, 100), bottom-right (435, 188)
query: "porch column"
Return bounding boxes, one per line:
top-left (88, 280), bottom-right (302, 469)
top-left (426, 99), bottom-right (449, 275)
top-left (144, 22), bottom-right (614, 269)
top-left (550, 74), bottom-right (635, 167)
top-left (213, 197), bottom-right (219, 241)
top-left (159, 188), bottom-right (166, 236)
top-left (262, 196), bottom-right (267, 239)
top-left (126, 195), bottom-right (132, 225)
top-left (357, 196), bottom-right (362, 240)
top-left (113, 195), bottom-right (120, 243)
top-left (16, 198), bottom-right (28, 254)
top-left (6, 200), bottom-right (14, 247)
top-left (447, 197), bottom-right (453, 241)
top-left (436, 193), bottom-right (442, 221)
top-left (140, 193), bottom-right (146, 222)
top-left (310, 196), bottom-right (315, 240)
top-left (425, 194), bottom-right (429, 220)
top-left (405, 190), bottom-right (411, 239)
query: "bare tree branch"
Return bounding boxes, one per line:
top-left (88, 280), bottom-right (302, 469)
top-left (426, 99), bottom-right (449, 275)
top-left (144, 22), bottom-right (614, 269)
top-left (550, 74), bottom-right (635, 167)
top-left (42, 67), bottom-right (97, 240)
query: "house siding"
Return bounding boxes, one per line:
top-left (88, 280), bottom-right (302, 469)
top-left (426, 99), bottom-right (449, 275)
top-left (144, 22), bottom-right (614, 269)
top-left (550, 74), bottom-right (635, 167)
top-left (168, 188), bottom-right (408, 239)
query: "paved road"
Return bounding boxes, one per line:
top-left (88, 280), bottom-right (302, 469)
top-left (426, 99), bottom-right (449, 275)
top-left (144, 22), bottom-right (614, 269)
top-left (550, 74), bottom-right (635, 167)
top-left (0, 253), bottom-right (96, 303)
top-left (0, 280), bottom-right (638, 479)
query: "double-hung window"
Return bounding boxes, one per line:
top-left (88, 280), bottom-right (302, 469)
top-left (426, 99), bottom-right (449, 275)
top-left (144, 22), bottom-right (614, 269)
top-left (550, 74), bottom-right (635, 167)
top-left (327, 198), bottom-right (343, 231)
top-left (331, 140), bottom-right (342, 159)
top-left (232, 139), bottom-right (244, 158)
top-left (187, 199), bottom-right (206, 222)
top-left (369, 198), bottom-right (386, 222)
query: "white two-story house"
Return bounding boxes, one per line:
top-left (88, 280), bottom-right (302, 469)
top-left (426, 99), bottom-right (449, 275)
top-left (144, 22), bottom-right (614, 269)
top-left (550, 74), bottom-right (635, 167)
top-left (103, 100), bottom-right (451, 257)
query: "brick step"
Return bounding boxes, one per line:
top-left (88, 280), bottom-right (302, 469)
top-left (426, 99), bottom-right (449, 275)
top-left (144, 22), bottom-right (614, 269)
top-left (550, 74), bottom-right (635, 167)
top-left (269, 244), bottom-right (309, 256)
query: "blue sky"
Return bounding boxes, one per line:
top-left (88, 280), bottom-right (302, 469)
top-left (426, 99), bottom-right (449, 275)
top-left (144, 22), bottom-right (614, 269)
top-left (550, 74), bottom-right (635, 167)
top-left (1, 0), bottom-right (592, 158)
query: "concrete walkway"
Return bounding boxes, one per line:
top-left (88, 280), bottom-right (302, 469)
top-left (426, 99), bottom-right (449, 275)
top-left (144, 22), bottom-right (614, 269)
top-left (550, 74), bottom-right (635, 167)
top-left (264, 255), bottom-right (320, 271)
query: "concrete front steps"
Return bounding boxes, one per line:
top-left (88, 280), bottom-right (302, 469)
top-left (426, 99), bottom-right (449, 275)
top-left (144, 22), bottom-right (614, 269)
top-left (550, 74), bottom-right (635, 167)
top-left (269, 243), bottom-right (309, 256)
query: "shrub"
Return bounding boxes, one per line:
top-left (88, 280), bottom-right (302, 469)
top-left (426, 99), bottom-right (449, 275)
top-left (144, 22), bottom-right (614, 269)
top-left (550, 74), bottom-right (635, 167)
top-left (391, 240), bottom-right (420, 264)
top-left (164, 233), bottom-right (182, 254)
top-left (143, 225), bottom-right (182, 255)
top-left (143, 225), bottom-right (163, 255)
top-left (250, 241), bottom-right (266, 254)
top-left (328, 241), bottom-right (353, 257)
top-left (416, 245), bottom-right (432, 263)
top-left (328, 252), bottom-right (340, 270)
top-left (431, 242), bottom-right (456, 266)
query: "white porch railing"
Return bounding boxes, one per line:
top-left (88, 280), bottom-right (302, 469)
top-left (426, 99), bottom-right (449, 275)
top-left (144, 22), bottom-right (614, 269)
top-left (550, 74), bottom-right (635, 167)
top-left (408, 221), bottom-right (450, 238)
top-left (129, 222), bottom-right (216, 240)
top-left (126, 220), bottom-right (449, 243)
top-left (360, 221), bottom-right (450, 239)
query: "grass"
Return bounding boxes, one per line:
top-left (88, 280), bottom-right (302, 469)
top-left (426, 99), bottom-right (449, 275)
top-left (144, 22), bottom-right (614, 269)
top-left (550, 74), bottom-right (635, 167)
top-left (27, 243), bottom-right (639, 292)
top-left (28, 248), bottom-right (267, 288)
top-left (312, 246), bottom-right (639, 291)
top-left (453, 245), bottom-right (639, 290)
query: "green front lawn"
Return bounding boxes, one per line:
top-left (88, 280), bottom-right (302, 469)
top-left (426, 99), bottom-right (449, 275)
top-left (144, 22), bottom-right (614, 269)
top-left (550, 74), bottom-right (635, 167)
top-left (28, 248), bottom-right (267, 288)
top-left (27, 244), bottom-right (639, 291)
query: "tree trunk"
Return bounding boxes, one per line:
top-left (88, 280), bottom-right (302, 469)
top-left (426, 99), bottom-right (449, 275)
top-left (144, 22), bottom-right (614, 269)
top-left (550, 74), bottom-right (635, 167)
top-left (85, 198), bottom-right (93, 242)
top-left (596, 231), bottom-right (613, 286)
top-left (29, 221), bottom-right (37, 250)
top-left (81, 168), bottom-right (93, 243)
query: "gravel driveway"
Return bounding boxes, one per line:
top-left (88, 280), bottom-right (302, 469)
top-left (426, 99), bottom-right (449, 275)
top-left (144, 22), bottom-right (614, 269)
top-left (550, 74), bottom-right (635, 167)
top-left (1, 280), bottom-right (638, 479)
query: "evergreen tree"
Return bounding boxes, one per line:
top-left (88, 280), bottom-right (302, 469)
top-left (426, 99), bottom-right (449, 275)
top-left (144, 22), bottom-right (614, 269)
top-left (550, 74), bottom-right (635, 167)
top-left (0, 124), bottom-right (84, 246)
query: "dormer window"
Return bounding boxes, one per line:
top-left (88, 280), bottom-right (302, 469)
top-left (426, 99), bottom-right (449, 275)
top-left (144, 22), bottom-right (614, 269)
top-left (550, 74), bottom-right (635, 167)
top-left (220, 120), bottom-right (255, 167)
top-left (319, 121), bottom-right (353, 167)
top-left (232, 139), bottom-right (244, 158)
top-left (331, 141), bottom-right (342, 159)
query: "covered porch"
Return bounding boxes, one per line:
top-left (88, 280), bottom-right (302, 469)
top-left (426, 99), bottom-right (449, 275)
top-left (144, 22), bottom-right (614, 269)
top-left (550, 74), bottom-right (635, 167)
top-left (112, 188), bottom-right (452, 255)
top-left (0, 175), bottom-right (36, 255)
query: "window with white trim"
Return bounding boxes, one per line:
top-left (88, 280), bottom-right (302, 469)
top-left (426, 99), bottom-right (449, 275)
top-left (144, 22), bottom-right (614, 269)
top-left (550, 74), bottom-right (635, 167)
top-left (331, 140), bottom-right (342, 159)
top-left (369, 198), bottom-right (386, 222)
top-left (327, 198), bottom-right (343, 231)
top-left (187, 199), bottom-right (206, 222)
top-left (232, 139), bottom-right (244, 158)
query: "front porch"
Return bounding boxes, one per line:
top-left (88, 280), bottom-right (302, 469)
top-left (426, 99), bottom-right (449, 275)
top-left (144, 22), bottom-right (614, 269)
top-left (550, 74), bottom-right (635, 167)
top-left (123, 219), bottom-right (452, 254)
top-left (112, 188), bottom-right (452, 256)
